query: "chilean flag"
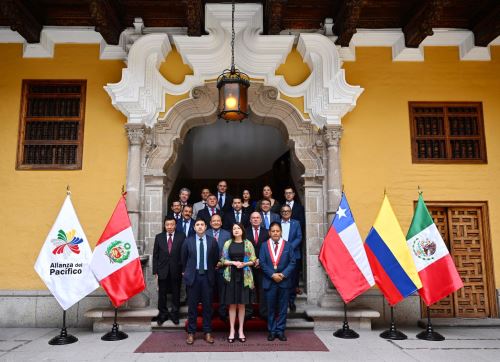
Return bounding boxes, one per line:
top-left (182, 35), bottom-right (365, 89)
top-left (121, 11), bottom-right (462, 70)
top-left (319, 193), bottom-right (375, 303)
top-left (90, 196), bottom-right (145, 307)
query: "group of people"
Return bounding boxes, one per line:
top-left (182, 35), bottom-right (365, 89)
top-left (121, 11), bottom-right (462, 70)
top-left (152, 180), bottom-right (305, 345)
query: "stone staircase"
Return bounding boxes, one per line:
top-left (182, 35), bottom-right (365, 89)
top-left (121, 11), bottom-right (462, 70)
top-left (85, 291), bottom-right (380, 332)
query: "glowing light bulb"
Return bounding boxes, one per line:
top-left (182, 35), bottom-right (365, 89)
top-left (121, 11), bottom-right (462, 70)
top-left (225, 96), bottom-right (237, 109)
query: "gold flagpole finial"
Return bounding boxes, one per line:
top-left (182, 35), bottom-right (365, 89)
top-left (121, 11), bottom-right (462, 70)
top-left (417, 185), bottom-right (423, 195)
top-left (121, 185), bottom-right (126, 197)
top-left (342, 184), bottom-right (345, 194)
top-left (66, 185), bottom-right (71, 195)
top-left (384, 187), bottom-right (387, 196)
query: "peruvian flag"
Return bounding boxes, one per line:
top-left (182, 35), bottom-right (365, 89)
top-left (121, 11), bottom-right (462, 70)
top-left (90, 196), bottom-right (145, 307)
top-left (319, 193), bottom-right (375, 303)
top-left (406, 194), bottom-right (463, 306)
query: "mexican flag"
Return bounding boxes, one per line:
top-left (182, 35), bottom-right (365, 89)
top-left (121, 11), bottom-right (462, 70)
top-left (90, 196), bottom-right (145, 307)
top-left (406, 194), bottom-right (463, 306)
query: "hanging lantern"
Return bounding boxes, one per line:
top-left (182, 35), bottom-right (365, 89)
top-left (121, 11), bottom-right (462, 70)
top-left (217, 1), bottom-right (250, 122)
top-left (217, 67), bottom-right (250, 121)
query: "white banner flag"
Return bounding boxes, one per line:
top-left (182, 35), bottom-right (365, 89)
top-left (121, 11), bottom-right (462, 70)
top-left (34, 195), bottom-right (99, 310)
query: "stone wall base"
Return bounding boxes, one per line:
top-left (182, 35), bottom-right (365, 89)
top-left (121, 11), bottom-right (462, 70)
top-left (0, 290), bottom-right (110, 328)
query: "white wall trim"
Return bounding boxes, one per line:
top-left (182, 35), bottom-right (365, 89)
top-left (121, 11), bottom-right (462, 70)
top-left (339, 28), bottom-right (498, 62)
top-left (1, 25), bottom-right (498, 63)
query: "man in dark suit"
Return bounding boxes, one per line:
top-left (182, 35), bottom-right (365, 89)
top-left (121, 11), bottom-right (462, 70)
top-left (259, 199), bottom-right (280, 230)
top-left (259, 222), bottom-right (296, 342)
top-left (246, 212), bottom-right (269, 318)
top-left (223, 197), bottom-right (250, 230)
top-left (216, 180), bottom-right (233, 212)
top-left (166, 200), bottom-right (183, 223)
top-left (181, 218), bottom-right (219, 345)
top-left (280, 204), bottom-right (303, 312)
top-left (206, 214), bottom-right (231, 322)
top-left (153, 217), bottom-right (185, 325)
top-left (284, 187), bottom-right (305, 230)
top-left (179, 187), bottom-right (191, 207)
top-left (176, 204), bottom-right (196, 237)
top-left (197, 194), bottom-right (223, 226)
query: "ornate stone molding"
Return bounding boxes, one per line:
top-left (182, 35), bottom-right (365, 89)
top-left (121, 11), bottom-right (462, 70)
top-left (324, 126), bottom-right (343, 147)
top-left (125, 123), bottom-right (145, 145)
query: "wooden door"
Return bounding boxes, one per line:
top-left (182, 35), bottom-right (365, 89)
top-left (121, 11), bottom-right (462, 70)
top-left (424, 203), bottom-right (496, 318)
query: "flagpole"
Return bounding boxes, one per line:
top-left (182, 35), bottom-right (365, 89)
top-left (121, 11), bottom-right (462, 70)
top-left (101, 307), bottom-right (128, 341)
top-left (48, 310), bottom-right (78, 345)
top-left (380, 306), bottom-right (407, 340)
top-left (416, 306), bottom-right (445, 341)
top-left (333, 302), bottom-right (359, 339)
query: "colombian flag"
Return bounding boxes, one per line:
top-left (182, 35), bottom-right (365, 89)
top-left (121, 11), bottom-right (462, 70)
top-left (364, 195), bottom-right (422, 306)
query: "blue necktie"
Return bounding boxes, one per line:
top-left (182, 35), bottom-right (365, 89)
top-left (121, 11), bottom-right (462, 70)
top-left (198, 237), bottom-right (205, 274)
top-left (184, 220), bottom-right (188, 235)
top-left (236, 212), bottom-right (240, 223)
top-left (264, 213), bottom-right (270, 229)
top-left (218, 193), bottom-right (223, 208)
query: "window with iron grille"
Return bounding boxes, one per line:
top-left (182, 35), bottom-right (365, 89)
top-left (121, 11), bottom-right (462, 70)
top-left (409, 102), bottom-right (487, 164)
top-left (16, 80), bottom-right (86, 170)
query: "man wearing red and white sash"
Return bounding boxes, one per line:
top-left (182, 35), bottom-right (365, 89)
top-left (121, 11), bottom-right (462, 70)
top-left (259, 222), bottom-right (296, 342)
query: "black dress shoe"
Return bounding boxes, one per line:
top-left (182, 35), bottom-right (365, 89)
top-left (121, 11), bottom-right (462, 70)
top-left (267, 333), bottom-right (275, 341)
top-left (289, 302), bottom-right (297, 312)
top-left (277, 334), bottom-right (287, 342)
top-left (157, 318), bottom-right (166, 326)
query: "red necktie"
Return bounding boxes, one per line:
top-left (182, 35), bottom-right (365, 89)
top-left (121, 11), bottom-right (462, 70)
top-left (274, 241), bottom-right (279, 254)
top-left (211, 208), bottom-right (215, 215)
top-left (254, 228), bottom-right (259, 244)
top-left (214, 230), bottom-right (219, 241)
top-left (167, 234), bottom-right (173, 253)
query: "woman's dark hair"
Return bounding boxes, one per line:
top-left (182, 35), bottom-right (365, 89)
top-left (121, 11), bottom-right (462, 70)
top-left (231, 222), bottom-right (247, 240)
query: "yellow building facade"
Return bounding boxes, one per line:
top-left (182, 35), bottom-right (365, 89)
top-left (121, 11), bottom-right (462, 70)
top-left (0, 10), bottom-right (499, 328)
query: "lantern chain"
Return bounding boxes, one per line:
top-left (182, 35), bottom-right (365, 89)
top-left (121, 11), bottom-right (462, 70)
top-left (231, 0), bottom-right (235, 72)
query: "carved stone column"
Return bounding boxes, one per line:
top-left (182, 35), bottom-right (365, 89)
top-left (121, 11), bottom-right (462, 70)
top-left (324, 126), bottom-right (343, 223)
top-left (125, 123), bottom-right (145, 248)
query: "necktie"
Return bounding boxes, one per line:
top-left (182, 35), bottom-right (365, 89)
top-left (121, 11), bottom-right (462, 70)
top-left (214, 230), bottom-right (219, 241)
top-left (254, 228), bottom-right (259, 244)
top-left (274, 240), bottom-right (279, 254)
top-left (218, 193), bottom-right (223, 208)
top-left (167, 234), bottom-right (173, 253)
top-left (198, 237), bottom-right (205, 274)
top-left (184, 220), bottom-right (188, 235)
top-left (287, 201), bottom-right (291, 207)
top-left (236, 212), bottom-right (240, 223)
top-left (211, 207), bottom-right (215, 215)
top-left (265, 213), bottom-right (270, 229)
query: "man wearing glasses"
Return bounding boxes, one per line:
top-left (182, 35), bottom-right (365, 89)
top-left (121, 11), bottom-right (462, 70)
top-left (280, 204), bottom-right (302, 312)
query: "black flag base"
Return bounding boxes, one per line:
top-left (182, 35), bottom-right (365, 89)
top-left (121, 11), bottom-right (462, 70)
top-left (416, 327), bottom-right (445, 341)
top-left (48, 328), bottom-right (78, 345)
top-left (334, 303), bottom-right (360, 339)
top-left (101, 308), bottom-right (128, 341)
top-left (101, 324), bottom-right (128, 341)
top-left (417, 308), bottom-right (445, 341)
top-left (49, 310), bottom-right (78, 345)
top-left (380, 306), bottom-right (407, 340)
top-left (379, 324), bottom-right (408, 340)
top-left (334, 321), bottom-right (360, 339)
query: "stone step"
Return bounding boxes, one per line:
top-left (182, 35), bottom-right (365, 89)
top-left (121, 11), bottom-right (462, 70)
top-left (417, 318), bottom-right (500, 328)
top-left (305, 306), bottom-right (380, 331)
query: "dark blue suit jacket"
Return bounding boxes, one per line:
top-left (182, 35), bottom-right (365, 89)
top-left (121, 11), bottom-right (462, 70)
top-left (206, 228), bottom-right (231, 255)
top-left (176, 218), bottom-right (196, 237)
top-left (181, 234), bottom-right (219, 287)
top-left (282, 219), bottom-right (303, 259)
top-left (259, 211), bottom-right (280, 229)
top-left (259, 239), bottom-right (296, 290)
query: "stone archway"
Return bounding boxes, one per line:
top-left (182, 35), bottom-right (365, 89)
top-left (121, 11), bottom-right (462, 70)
top-left (135, 83), bottom-right (337, 307)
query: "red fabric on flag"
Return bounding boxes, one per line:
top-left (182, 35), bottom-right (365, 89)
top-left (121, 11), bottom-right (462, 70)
top-left (319, 227), bottom-right (371, 303)
top-left (97, 197), bottom-right (130, 245)
top-left (418, 254), bottom-right (464, 306)
top-left (100, 258), bottom-right (145, 307)
top-left (364, 245), bottom-right (403, 306)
